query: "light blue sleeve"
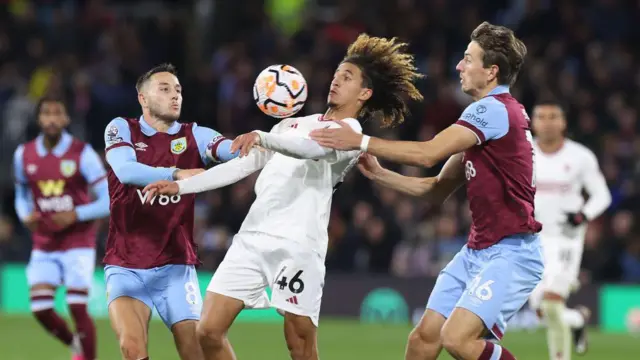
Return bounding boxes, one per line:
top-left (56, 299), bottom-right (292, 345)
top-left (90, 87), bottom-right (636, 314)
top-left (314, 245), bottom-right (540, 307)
top-left (456, 96), bottom-right (509, 143)
top-left (13, 145), bottom-right (34, 221)
top-left (104, 118), bottom-right (175, 186)
top-left (75, 145), bottom-right (110, 221)
top-left (104, 117), bottom-right (133, 149)
top-left (192, 123), bottom-right (239, 164)
top-left (79, 144), bottom-right (107, 185)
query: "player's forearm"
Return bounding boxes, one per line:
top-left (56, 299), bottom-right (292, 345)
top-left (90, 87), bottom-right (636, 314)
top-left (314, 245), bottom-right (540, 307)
top-left (14, 184), bottom-right (33, 221)
top-left (366, 137), bottom-right (439, 168)
top-left (106, 147), bottom-right (175, 186)
top-left (256, 131), bottom-right (332, 160)
top-left (75, 180), bottom-right (110, 221)
top-left (370, 169), bottom-right (437, 197)
top-left (177, 150), bottom-right (269, 194)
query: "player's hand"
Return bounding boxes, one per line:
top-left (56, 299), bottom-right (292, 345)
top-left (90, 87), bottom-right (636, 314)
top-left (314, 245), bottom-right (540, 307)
top-left (567, 212), bottom-right (587, 227)
top-left (50, 210), bottom-right (77, 230)
top-left (143, 181), bottom-right (180, 202)
top-left (357, 154), bottom-right (385, 180)
top-left (231, 132), bottom-right (261, 157)
top-left (309, 120), bottom-right (362, 151)
top-left (23, 212), bottom-right (41, 232)
top-left (173, 168), bottom-right (204, 180)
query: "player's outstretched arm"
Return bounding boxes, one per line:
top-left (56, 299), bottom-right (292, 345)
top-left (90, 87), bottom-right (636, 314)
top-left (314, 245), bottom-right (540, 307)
top-left (310, 97), bottom-right (508, 168)
top-left (233, 119), bottom-right (362, 162)
top-left (192, 124), bottom-right (239, 165)
top-left (73, 145), bottom-right (110, 222)
top-left (145, 148), bottom-right (272, 197)
top-left (12, 145), bottom-right (38, 228)
top-left (360, 153), bottom-right (465, 203)
top-left (580, 150), bottom-right (612, 221)
top-left (104, 118), bottom-right (183, 187)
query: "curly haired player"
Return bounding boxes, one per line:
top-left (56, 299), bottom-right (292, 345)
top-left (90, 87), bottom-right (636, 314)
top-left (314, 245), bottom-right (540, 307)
top-left (311, 22), bottom-right (542, 360)
top-left (144, 34), bottom-right (423, 360)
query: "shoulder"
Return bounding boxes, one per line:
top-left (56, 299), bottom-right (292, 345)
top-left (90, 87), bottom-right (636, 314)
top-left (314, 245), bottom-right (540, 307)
top-left (106, 117), bottom-right (133, 128)
top-left (105, 117), bottom-right (133, 135)
top-left (14, 143), bottom-right (26, 158)
top-left (462, 96), bottom-right (508, 117)
top-left (566, 139), bottom-right (599, 165)
top-left (190, 122), bottom-right (220, 137)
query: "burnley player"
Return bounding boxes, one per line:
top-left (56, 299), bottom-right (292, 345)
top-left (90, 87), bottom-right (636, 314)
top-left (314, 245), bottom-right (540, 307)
top-left (529, 100), bottom-right (611, 359)
top-left (13, 96), bottom-right (110, 360)
top-left (103, 63), bottom-right (237, 360)
top-left (311, 22), bottom-right (542, 360)
top-left (143, 34), bottom-right (424, 360)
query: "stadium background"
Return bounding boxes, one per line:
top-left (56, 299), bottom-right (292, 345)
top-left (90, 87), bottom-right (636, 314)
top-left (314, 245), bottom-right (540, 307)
top-left (0, 0), bottom-right (638, 359)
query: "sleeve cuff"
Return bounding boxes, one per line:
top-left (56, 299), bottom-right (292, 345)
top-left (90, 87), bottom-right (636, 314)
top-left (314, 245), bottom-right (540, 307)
top-left (455, 120), bottom-right (484, 144)
top-left (106, 142), bottom-right (134, 152)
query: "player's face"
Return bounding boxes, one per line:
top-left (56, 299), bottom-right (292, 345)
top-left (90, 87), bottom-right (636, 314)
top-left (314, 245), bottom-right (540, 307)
top-left (532, 105), bottom-right (566, 142)
top-left (456, 41), bottom-right (497, 97)
top-left (327, 62), bottom-right (372, 108)
top-left (140, 71), bottom-right (182, 121)
top-left (38, 101), bottom-right (69, 137)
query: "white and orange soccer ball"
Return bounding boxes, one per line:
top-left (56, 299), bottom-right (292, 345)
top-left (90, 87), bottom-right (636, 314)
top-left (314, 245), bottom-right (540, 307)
top-left (253, 64), bottom-right (307, 118)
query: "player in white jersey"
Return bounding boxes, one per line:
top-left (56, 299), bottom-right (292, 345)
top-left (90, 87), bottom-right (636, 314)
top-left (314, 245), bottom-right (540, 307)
top-left (143, 34), bottom-right (424, 360)
top-left (528, 100), bottom-right (611, 360)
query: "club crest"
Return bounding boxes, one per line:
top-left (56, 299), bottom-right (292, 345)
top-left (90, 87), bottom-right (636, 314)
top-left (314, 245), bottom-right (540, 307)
top-left (60, 160), bottom-right (77, 177)
top-left (171, 137), bottom-right (187, 154)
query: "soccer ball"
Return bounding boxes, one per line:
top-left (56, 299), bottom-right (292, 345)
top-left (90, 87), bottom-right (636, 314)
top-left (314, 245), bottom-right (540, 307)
top-left (253, 64), bottom-right (307, 118)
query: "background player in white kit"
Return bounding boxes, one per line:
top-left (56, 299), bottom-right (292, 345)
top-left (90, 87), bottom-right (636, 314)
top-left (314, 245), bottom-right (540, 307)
top-left (528, 100), bottom-right (611, 360)
top-left (143, 34), bottom-right (424, 360)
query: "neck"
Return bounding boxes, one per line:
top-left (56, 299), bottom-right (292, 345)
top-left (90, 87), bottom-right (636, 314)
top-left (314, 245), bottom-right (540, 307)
top-left (143, 111), bottom-right (173, 133)
top-left (471, 82), bottom-right (500, 101)
top-left (43, 133), bottom-right (62, 151)
top-left (536, 138), bottom-right (564, 154)
top-left (323, 104), bottom-right (359, 121)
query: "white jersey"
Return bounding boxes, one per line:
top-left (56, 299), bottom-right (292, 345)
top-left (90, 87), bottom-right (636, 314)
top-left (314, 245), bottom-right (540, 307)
top-left (239, 114), bottom-right (361, 257)
top-left (533, 139), bottom-right (611, 238)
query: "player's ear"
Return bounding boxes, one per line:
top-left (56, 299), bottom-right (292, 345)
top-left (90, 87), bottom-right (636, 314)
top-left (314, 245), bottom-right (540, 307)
top-left (487, 64), bottom-right (499, 83)
top-left (358, 88), bottom-right (372, 102)
top-left (138, 92), bottom-right (147, 108)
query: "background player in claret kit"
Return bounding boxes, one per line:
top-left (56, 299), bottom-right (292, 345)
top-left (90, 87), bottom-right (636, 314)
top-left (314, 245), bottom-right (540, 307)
top-left (13, 96), bottom-right (110, 360)
top-left (143, 34), bottom-right (424, 360)
top-left (310, 22), bottom-right (542, 360)
top-left (102, 63), bottom-right (238, 360)
top-left (528, 100), bottom-right (611, 360)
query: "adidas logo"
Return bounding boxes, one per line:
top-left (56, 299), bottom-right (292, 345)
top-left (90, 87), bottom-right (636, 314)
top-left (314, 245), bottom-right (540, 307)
top-left (285, 296), bottom-right (298, 305)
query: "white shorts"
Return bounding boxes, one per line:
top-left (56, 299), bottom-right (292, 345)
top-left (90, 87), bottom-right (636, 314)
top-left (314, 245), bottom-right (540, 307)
top-left (26, 248), bottom-right (96, 290)
top-left (529, 234), bottom-right (584, 307)
top-left (208, 232), bottom-right (325, 326)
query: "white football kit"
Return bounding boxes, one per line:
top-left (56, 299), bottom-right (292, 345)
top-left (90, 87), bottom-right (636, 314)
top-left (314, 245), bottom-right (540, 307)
top-left (529, 139), bottom-right (611, 306)
top-left (176, 114), bottom-right (361, 325)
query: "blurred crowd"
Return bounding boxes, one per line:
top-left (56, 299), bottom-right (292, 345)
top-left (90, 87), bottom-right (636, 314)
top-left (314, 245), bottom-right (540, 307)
top-left (0, 0), bottom-right (639, 283)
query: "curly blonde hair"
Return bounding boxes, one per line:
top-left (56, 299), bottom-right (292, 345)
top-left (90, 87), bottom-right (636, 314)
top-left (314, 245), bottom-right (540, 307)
top-left (342, 34), bottom-right (424, 128)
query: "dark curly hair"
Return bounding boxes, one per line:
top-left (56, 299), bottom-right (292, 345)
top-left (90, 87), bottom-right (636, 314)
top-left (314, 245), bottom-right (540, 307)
top-left (342, 34), bottom-right (424, 128)
top-left (470, 22), bottom-right (527, 86)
